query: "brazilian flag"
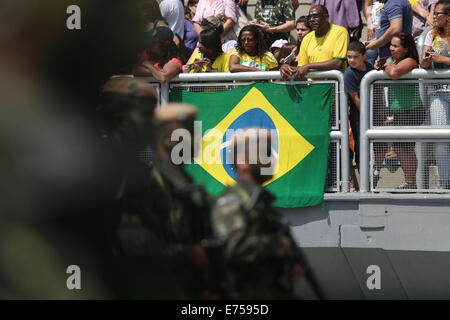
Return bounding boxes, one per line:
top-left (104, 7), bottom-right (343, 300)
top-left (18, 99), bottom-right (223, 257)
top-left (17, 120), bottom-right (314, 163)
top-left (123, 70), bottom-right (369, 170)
top-left (170, 82), bottom-right (332, 208)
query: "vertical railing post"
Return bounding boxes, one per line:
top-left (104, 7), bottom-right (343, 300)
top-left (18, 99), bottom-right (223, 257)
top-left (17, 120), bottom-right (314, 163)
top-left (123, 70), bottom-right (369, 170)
top-left (337, 73), bottom-right (350, 192)
top-left (160, 83), bottom-right (169, 106)
top-left (359, 72), bottom-right (374, 192)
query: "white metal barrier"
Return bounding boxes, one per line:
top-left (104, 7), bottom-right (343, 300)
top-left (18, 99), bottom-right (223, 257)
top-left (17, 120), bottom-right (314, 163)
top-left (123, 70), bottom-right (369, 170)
top-left (137, 70), bottom-right (350, 192)
top-left (360, 69), bottom-right (450, 192)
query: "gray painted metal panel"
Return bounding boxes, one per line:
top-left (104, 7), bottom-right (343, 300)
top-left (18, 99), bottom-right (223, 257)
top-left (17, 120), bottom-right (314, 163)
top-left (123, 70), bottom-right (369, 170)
top-left (282, 194), bottom-right (450, 299)
top-left (295, 248), bottom-right (365, 300)
top-left (340, 247), bottom-right (408, 299)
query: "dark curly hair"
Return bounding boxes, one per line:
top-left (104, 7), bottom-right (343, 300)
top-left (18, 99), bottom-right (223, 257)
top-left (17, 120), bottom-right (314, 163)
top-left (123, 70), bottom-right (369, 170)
top-left (236, 25), bottom-right (267, 57)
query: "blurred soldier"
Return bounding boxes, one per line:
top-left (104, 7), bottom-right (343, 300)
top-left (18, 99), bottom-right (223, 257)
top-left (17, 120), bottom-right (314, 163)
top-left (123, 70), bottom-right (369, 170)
top-left (149, 103), bottom-right (218, 299)
top-left (96, 77), bottom-right (175, 298)
top-left (0, 0), bottom-right (152, 299)
top-left (211, 128), bottom-right (307, 299)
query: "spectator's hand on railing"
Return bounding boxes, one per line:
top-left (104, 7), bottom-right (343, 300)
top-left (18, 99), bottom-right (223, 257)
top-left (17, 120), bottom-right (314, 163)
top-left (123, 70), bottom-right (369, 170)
top-left (280, 64), bottom-right (296, 80)
top-left (182, 64), bottom-right (192, 73)
top-left (294, 65), bottom-right (310, 80)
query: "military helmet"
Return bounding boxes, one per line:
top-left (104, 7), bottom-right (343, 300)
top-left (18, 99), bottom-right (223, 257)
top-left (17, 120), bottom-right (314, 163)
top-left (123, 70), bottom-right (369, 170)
top-left (154, 103), bottom-right (198, 124)
top-left (97, 77), bottom-right (158, 147)
top-left (153, 103), bottom-right (199, 156)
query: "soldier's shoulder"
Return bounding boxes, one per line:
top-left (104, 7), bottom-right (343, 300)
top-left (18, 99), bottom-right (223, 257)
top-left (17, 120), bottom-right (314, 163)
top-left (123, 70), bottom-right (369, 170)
top-left (212, 187), bottom-right (247, 239)
top-left (214, 186), bottom-right (244, 207)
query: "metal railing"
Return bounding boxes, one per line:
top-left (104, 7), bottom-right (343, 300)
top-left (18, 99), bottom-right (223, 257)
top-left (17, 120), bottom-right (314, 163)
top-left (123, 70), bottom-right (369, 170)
top-left (137, 70), bottom-right (350, 192)
top-left (360, 69), bottom-right (450, 193)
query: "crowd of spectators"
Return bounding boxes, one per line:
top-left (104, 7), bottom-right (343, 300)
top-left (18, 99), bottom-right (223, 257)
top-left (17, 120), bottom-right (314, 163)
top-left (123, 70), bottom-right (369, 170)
top-left (132, 0), bottom-right (449, 190)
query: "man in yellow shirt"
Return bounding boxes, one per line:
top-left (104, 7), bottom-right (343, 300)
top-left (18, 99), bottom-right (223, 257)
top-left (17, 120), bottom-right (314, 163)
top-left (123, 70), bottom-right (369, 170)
top-left (280, 5), bottom-right (349, 80)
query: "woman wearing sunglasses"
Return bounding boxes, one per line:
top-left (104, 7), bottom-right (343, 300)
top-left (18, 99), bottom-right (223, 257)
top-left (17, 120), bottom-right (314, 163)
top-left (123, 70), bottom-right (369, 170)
top-left (229, 25), bottom-right (278, 72)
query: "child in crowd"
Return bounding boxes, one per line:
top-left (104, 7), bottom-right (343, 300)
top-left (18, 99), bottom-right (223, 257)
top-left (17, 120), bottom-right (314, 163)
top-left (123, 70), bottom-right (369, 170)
top-left (344, 41), bottom-right (374, 173)
top-left (279, 43), bottom-right (298, 66)
top-left (269, 39), bottom-right (288, 63)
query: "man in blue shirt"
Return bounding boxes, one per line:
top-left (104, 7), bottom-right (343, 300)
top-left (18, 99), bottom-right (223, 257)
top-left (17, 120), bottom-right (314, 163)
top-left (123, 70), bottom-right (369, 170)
top-left (365, 0), bottom-right (413, 59)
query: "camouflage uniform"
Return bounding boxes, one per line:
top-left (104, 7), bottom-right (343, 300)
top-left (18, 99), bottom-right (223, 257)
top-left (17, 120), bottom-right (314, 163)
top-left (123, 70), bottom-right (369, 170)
top-left (211, 178), bottom-right (302, 299)
top-left (255, 0), bottom-right (295, 47)
top-left (99, 100), bottom-right (216, 298)
top-left (136, 104), bottom-right (217, 299)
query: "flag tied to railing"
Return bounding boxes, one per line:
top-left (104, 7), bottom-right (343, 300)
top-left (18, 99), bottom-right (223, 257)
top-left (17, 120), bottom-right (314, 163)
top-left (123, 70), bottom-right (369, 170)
top-left (170, 82), bottom-right (332, 207)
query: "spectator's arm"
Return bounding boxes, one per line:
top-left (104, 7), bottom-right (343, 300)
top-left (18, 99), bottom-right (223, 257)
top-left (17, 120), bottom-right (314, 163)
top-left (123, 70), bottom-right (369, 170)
top-left (229, 54), bottom-right (259, 72)
top-left (301, 59), bottom-right (346, 73)
top-left (426, 4), bottom-right (436, 27)
top-left (133, 60), bottom-right (181, 83)
top-left (366, 17), bottom-right (402, 50)
top-left (412, 2), bottom-right (429, 20)
top-left (193, 22), bottom-right (202, 37)
top-left (268, 20), bottom-right (295, 34)
top-left (384, 57), bottom-right (418, 80)
top-left (222, 18), bottom-right (236, 36)
top-left (363, 0), bottom-right (374, 22)
top-left (187, 47), bottom-right (201, 65)
top-left (294, 59), bottom-right (344, 80)
top-left (348, 92), bottom-right (361, 111)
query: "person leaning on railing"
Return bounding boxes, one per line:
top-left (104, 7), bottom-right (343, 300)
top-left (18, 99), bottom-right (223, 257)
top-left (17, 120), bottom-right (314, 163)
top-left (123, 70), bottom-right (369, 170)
top-left (133, 26), bottom-right (183, 83)
top-left (420, 0), bottom-right (450, 189)
top-left (280, 5), bottom-right (349, 81)
top-left (229, 25), bottom-right (279, 72)
top-left (375, 31), bottom-right (425, 190)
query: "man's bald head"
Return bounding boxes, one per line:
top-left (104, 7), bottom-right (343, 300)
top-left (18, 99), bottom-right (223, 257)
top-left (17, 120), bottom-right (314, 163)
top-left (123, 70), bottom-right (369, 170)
top-left (310, 5), bottom-right (328, 15)
top-left (308, 5), bottom-right (330, 34)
